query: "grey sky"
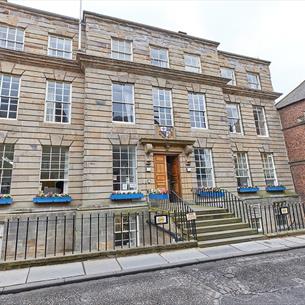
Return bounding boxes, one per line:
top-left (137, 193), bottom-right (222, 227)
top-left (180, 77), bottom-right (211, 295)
top-left (9, 0), bottom-right (305, 98)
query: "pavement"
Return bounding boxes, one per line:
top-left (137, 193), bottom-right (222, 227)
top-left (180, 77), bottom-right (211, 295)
top-left (2, 247), bottom-right (305, 305)
top-left (2, 234), bottom-right (305, 295)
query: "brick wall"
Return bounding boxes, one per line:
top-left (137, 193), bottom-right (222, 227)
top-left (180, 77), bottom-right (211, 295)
top-left (279, 99), bottom-right (305, 198)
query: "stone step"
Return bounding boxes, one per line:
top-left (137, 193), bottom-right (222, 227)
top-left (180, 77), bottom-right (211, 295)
top-left (196, 217), bottom-right (242, 226)
top-left (197, 228), bottom-right (258, 241)
top-left (195, 212), bottom-right (235, 221)
top-left (196, 222), bottom-right (249, 234)
top-left (194, 209), bottom-right (228, 216)
top-left (198, 234), bottom-right (265, 248)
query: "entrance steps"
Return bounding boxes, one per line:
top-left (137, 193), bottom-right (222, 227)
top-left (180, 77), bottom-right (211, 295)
top-left (190, 206), bottom-right (264, 248)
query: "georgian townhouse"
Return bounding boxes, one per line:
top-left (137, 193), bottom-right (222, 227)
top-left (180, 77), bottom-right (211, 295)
top-left (0, 0), bottom-right (296, 217)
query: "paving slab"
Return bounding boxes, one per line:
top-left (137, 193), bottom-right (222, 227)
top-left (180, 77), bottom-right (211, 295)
top-left (256, 239), bottom-right (288, 249)
top-left (231, 241), bottom-right (269, 252)
top-left (295, 234), bottom-right (305, 240)
top-left (160, 248), bottom-right (208, 263)
top-left (27, 262), bottom-right (84, 283)
top-left (284, 236), bottom-right (305, 245)
top-left (0, 268), bottom-right (29, 287)
top-left (199, 244), bottom-right (243, 257)
top-left (84, 258), bottom-right (121, 275)
top-left (117, 253), bottom-right (167, 270)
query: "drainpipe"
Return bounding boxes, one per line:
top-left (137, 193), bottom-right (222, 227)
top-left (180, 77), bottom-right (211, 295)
top-left (78, 0), bottom-right (82, 50)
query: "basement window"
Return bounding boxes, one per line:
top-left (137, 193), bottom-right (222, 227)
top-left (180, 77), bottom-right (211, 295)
top-left (114, 214), bottom-right (138, 248)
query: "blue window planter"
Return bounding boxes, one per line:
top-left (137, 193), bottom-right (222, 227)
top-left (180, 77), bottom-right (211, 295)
top-left (197, 191), bottom-right (224, 198)
top-left (238, 187), bottom-right (259, 193)
top-left (0, 198), bottom-right (13, 205)
top-left (266, 185), bottom-right (286, 192)
top-left (149, 193), bottom-right (169, 200)
top-left (110, 193), bottom-right (144, 201)
top-left (33, 196), bottom-right (72, 204)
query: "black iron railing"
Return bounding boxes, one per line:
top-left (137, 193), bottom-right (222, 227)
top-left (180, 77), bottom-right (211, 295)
top-left (193, 188), bottom-right (254, 227)
top-left (193, 188), bottom-right (305, 235)
top-left (148, 191), bottom-right (197, 240)
top-left (1, 209), bottom-right (195, 262)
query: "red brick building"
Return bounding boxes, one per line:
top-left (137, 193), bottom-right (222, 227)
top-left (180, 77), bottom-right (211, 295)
top-left (276, 81), bottom-right (305, 198)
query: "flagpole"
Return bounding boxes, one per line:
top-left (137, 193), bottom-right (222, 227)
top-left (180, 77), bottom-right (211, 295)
top-left (78, 0), bottom-right (82, 50)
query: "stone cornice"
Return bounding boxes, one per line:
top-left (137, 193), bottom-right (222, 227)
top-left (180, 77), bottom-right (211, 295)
top-left (0, 49), bottom-right (81, 73)
top-left (140, 138), bottom-right (196, 147)
top-left (83, 11), bottom-right (219, 48)
top-left (77, 53), bottom-right (230, 87)
top-left (218, 50), bottom-right (271, 65)
top-left (1, 2), bottom-right (79, 24)
top-left (223, 85), bottom-right (282, 100)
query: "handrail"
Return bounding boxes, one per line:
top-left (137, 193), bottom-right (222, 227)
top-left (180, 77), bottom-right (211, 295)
top-left (148, 191), bottom-right (197, 240)
top-left (192, 188), bottom-right (256, 230)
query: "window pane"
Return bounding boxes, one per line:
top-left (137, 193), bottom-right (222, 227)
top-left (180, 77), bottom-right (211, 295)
top-left (48, 36), bottom-right (72, 59)
top-left (234, 152), bottom-right (251, 187)
top-left (46, 81), bottom-right (71, 123)
top-left (0, 74), bottom-right (20, 119)
top-left (226, 104), bottom-right (242, 133)
top-left (0, 144), bottom-right (15, 194)
top-left (112, 83), bottom-right (134, 123)
top-left (112, 145), bottom-right (137, 191)
top-left (195, 148), bottom-right (214, 188)
top-left (152, 87), bottom-right (173, 126)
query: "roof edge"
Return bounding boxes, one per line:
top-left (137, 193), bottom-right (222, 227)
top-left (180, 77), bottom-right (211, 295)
top-left (4, 1), bottom-right (79, 23)
top-left (218, 50), bottom-right (271, 65)
top-left (276, 80), bottom-right (305, 109)
top-left (83, 10), bottom-right (220, 47)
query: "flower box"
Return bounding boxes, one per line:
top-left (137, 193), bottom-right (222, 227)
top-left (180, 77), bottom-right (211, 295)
top-left (33, 196), bottom-right (72, 204)
top-left (0, 198), bottom-right (13, 205)
top-left (266, 185), bottom-right (286, 192)
top-left (197, 191), bottom-right (224, 198)
top-left (110, 193), bottom-right (144, 201)
top-left (149, 193), bottom-right (169, 200)
top-left (238, 187), bottom-right (259, 193)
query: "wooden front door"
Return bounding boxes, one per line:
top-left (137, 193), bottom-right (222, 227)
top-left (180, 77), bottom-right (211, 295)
top-left (153, 154), bottom-right (168, 190)
top-left (171, 156), bottom-right (182, 196)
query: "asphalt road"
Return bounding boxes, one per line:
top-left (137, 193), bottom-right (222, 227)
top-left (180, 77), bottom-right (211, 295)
top-left (2, 248), bottom-right (305, 305)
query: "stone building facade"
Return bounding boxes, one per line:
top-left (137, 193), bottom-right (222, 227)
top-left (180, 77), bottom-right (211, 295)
top-left (0, 0), bottom-right (296, 215)
top-left (276, 81), bottom-right (305, 199)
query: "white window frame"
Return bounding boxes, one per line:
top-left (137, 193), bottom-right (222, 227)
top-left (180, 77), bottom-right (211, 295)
top-left (226, 103), bottom-right (243, 134)
top-left (233, 152), bottom-right (252, 187)
top-left (247, 72), bottom-right (261, 90)
top-left (44, 81), bottom-right (72, 124)
top-left (40, 145), bottom-right (69, 194)
top-left (152, 87), bottom-right (174, 127)
top-left (0, 144), bottom-right (14, 194)
top-left (0, 25), bottom-right (24, 51)
top-left (253, 105), bottom-right (268, 137)
top-left (47, 35), bottom-right (72, 59)
top-left (220, 67), bottom-right (236, 86)
top-left (150, 46), bottom-right (169, 68)
top-left (112, 145), bottom-right (137, 191)
top-left (111, 38), bottom-right (133, 61)
top-left (261, 153), bottom-right (278, 186)
top-left (112, 83), bottom-right (135, 124)
top-left (0, 74), bottom-right (20, 120)
top-left (114, 214), bottom-right (139, 248)
top-left (185, 53), bottom-right (201, 73)
top-left (194, 148), bottom-right (215, 188)
top-left (188, 92), bottom-right (208, 129)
